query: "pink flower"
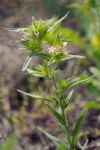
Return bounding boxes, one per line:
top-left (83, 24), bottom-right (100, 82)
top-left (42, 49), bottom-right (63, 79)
top-left (63, 42), bottom-right (68, 47)
top-left (23, 34), bottom-right (28, 39)
top-left (48, 46), bottom-right (55, 53)
top-left (63, 50), bottom-right (70, 55)
top-left (56, 51), bottom-right (60, 55)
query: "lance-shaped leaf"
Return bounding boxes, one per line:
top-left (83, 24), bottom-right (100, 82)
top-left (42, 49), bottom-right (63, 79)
top-left (49, 54), bottom-right (85, 65)
top-left (38, 127), bottom-right (60, 146)
top-left (17, 90), bottom-right (53, 102)
top-left (22, 55), bottom-right (32, 71)
top-left (63, 90), bottom-right (74, 109)
top-left (71, 109), bottom-right (87, 149)
top-left (60, 54), bottom-right (85, 62)
top-left (50, 96), bottom-right (59, 105)
top-left (26, 68), bottom-right (47, 78)
top-left (26, 64), bottom-right (52, 78)
top-left (68, 75), bottom-right (96, 89)
top-left (46, 104), bottom-right (65, 125)
top-left (2, 27), bottom-right (26, 32)
top-left (48, 12), bottom-right (69, 31)
top-left (30, 52), bottom-right (51, 61)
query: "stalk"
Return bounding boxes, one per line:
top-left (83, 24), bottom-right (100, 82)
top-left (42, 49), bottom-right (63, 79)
top-left (60, 100), bottom-right (72, 150)
top-left (52, 65), bottom-right (72, 150)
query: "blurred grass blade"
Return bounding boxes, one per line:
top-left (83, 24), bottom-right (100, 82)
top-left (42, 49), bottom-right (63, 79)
top-left (22, 55), bottom-right (32, 71)
top-left (71, 109), bottom-right (87, 149)
top-left (38, 127), bottom-right (60, 146)
top-left (58, 141), bottom-right (67, 150)
top-left (46, 104), bottom-right (65, 125)
top-left (82, 139), bottom-right (88, 150)
top-left (0, 134), bottom-right (17, 150)
top-left (17, 90), bottom-right (53, 102)
top-left (86, 101), bottom-right (100, 109)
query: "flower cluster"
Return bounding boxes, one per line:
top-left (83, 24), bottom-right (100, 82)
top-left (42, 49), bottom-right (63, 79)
top-left (48, 42), bottom-right (70, 56)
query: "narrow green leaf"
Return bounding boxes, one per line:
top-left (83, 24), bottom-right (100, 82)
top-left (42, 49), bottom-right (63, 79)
top-left (17, 90), bottom-right (53, 102)
top-left (68, 75), bottom-right (96, 89)
top-left (60, 54), bottom-right (85, 62)
top-left (38, 127), bottom-right (60, 146)
top-left (46, 104), bottom-right (65, 125)
top-left (31, 52), bottom-right (51, 61)
top-left (2, 27), bottom-right (26, 32)
top-left (22, 55), bottom-right (32, 71)
top-left (26, 68), bottom-right (44, 77)
top-left (71, 109), bottom-right (87, 149)
top-left (63, 90), bottom-right (74, 109)
top-left (50, 96), bottom-right (59, 105)
top-left (48, 12), bottom-right (69, 31)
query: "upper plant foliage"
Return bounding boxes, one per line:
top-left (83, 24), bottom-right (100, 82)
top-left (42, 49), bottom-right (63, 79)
top-left (4, 13), bottom-right (85, 73)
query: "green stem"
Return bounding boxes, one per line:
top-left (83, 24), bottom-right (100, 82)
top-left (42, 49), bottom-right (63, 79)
top-left (53, 75), bottom-right (57, 90)
top-left (52, 63), bottom-right (57, 90)
top-left (52, 65), bottom-right (72, 150)
top-left (60, 100), bottom-right (72, 150)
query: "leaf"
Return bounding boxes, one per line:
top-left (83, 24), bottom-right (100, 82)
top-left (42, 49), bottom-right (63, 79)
top-left (26, 68), bottom-right (44, 77)
top-left (50, 96), bottom-right (59, 105)
top-left (63, 90), bottom-right (74, 109)
top-left (86, 101), bottom-right (100, 109)
top-left (60, 54), bottom-right (85, 62)
top-left (71, 109), bottom-right (87, 149)
top-left (31, 52), bottom-right (51, 61)
top-left (26, 63), bottom-right (52, 78)
top-left (60, 78), bottom-right (71, 92)
top-left (46, 104), bottom-right (65, 125)
top-left (22, 55), bottom-right (32, 71)
top-left (50, 54), bottom-right (85, 64)
top-left (2, 27), bottom-right (26, 32)
top-left (68, 75), bottom-right (96, 89)
top-left (38, 127), bottom-right (60, 146)
top-left (48, 12), bottom-right (69, 31)
top-left (17, 90), bottom-right (53, 102)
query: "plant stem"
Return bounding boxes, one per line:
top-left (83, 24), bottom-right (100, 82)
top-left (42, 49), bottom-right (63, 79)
top-left (53, 75), bottom-right (57, 90)
top-left (60, 100), bottom-right (72, 150)
top-left (52, 68), bottom-right (72, 150)
top-left (52, 63), bottom-right (57, 90)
